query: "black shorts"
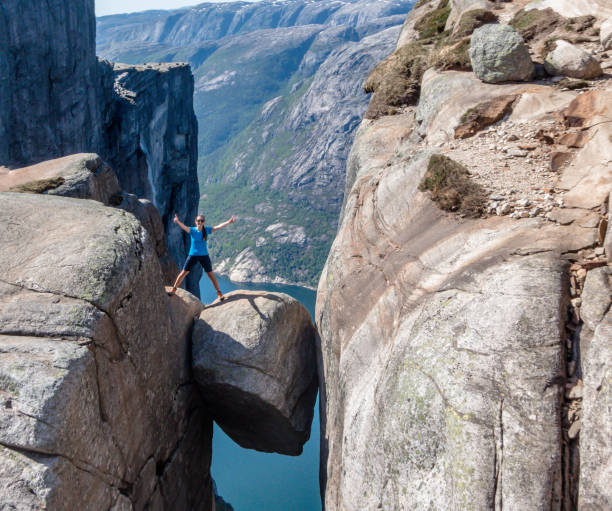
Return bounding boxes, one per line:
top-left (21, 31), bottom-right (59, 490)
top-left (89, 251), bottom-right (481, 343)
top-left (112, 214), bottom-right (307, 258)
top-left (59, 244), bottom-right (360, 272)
top-left (183, 255), bottom-right (212, 273)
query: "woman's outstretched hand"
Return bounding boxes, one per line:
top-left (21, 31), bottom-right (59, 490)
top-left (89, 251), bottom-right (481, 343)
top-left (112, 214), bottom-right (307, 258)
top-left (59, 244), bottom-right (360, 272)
top-left (173, 213), bottom-right (179, 224)
top-left (230, 215), bottom-right (236, 224)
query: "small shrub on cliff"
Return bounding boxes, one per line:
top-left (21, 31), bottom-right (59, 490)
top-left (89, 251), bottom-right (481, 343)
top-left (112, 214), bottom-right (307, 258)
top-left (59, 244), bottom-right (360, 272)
top-left (415, 0), bottom-right (451, 40)
top-left (429, 38), bottom-right (472, 71)
top-left (9, 177), bottom-right (65, 194)
top-left (451, 9), bottom-right (498, 38)
top-left (419, 155), bottom-right (486, 217)
top-left (509, 8), bottom-right (563, 42)
top-left (364, 41), bottom-right (430, 119)
top-left (413, 0), bottom-right (432, 9)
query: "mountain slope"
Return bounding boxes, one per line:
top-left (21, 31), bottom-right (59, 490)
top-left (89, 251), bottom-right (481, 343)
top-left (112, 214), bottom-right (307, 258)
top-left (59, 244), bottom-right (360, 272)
top-left (97, 0), bottom-right (414, 286)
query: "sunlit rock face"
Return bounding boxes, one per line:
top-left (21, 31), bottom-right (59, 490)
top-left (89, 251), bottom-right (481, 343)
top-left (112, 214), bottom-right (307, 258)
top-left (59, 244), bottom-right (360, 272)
top-left (316, 1), bottom-right (612, 509)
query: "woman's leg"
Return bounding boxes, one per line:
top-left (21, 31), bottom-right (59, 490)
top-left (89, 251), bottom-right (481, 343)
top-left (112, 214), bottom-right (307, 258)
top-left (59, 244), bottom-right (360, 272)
top-left (168, 269), bottom-right (190, 295)
top-left (206, 271), bottom-right (224, 299)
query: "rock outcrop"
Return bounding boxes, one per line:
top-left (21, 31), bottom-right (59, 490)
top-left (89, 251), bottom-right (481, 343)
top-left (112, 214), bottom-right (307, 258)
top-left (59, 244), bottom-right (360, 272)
top-left (192, 291), bottom-right (318, 455)
top-left (544, 40), bottom-right (602, 79)
top-left (316, 1), bottom-right (612, 509)
top-left (579, 266), bottom-right (612, 508)
top-left (0, 153), bottom-right (121, 204)
top-left (0, 0), bottom-right (200, 295)
top-left (0, 192), bottom-right (211, 510)
top-left (0, 153), bottom-right (179, 285)
top-left (602, 19), bottom-right (612, 50)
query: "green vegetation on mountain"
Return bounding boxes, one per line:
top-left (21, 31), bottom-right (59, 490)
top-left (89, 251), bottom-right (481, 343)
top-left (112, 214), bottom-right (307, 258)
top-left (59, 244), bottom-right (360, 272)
top-left (200, 183), bottom-right (334, 287)
top-left (97, 0), bottom-right (414, 285)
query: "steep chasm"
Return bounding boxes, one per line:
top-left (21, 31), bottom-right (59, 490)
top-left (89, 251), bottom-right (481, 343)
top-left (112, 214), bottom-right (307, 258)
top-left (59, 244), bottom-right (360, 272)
top-left (96, 0), bottom-right (415, 288)
top-left (0, 0), bottom-right (201, 296)
top-left (98, 61), bottom-right (201, 294)
top-left (316, 0), bottom-right (611, 509)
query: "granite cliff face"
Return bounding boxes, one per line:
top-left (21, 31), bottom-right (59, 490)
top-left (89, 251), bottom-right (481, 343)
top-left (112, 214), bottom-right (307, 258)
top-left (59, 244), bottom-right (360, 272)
top-left (316, 0), bottom-right (612, 509)
top-left (96, 0), bottom-right (415, 287)
top-left (0, 153), bottom-right (319, 509)
top-left (0, 0), bottom-right (100, 164)
top-left (0, 0), bottom-right (200, 295)
top-left (0, 192), bottom-right (212, 509)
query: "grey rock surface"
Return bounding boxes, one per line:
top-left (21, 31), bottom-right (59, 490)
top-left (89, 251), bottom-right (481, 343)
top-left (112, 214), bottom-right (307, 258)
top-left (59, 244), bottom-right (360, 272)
top-left (0, 0), bottom-right (201, 296)
top-left (317, 148), bottom-right (577, 510)
top-left (581, 266), bottom-right (612, 331)
top-left (0, 153), bottom-right (121, 203)
top-left (0, 0), bottom-right (101, 166)
top-left (192, 291), bottom-right (318, 455)
top-left (316, 7), bottom-right (609, 508)
top-left (579, 266), bottom-right (612, 509)
top-left (469, 24), bottom-right (535, 83)
top-left (0, 192), bottom-right (211, 509)
top-left (607, 191), bottom-right (612, 258)
top-left (0, 153), bottom-right (179, 285)
top-left (544, 40), bottom-right (603, 79)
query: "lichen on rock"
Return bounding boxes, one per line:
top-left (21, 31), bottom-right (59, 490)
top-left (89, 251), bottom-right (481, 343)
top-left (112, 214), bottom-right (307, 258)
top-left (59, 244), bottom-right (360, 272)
top-left (469, 24), bottom-right (535, 83)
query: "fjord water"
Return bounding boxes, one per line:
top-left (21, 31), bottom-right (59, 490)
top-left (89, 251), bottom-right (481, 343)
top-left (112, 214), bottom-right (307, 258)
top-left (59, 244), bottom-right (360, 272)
top-left (200, 275), bottom-right (321, 511)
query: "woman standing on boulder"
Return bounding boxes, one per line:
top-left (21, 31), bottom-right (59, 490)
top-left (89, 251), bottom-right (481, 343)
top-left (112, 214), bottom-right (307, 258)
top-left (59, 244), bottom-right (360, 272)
top-left (168, 213), bottom-right (235, 300)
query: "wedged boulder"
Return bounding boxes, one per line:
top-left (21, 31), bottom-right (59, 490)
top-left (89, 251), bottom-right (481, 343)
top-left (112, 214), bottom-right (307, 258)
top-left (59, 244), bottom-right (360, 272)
top-left (469, 24), bottom-right (534, 83)
top-left (192, 290), bottom-right (318, 455)
top-left (601, 19), bottom-right (612, 50)
top-left (0, 153), bottom-right (121, 203)
top-left (544, 40), bottom-right (602, 79)
top-left (0, 192), bottom-right (212, 510)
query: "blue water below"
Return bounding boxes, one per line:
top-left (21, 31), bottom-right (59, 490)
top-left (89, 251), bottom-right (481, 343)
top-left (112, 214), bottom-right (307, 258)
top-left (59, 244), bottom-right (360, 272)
top-left (199, 274), bottom-right (321, 511)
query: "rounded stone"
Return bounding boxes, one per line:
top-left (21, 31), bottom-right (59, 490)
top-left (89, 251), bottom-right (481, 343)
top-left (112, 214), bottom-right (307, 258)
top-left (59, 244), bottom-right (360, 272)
top-left (192, 290), bottom-right (318, 455)
top-left (544, 40), bottom-right (603, 79)
top-left (469, 24), bottom-right (534, 83)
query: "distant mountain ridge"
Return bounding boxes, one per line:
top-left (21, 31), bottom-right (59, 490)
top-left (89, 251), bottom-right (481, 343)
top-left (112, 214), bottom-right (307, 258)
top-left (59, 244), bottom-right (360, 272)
top-left (97, 0), bottom-right (414, 287)
top-left (97, 1), bottom-right (410, 50)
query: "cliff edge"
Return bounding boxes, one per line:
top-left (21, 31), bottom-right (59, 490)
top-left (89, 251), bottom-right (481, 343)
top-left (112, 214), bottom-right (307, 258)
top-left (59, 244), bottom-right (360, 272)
top-left (316, 0), bottom-right (611, 509)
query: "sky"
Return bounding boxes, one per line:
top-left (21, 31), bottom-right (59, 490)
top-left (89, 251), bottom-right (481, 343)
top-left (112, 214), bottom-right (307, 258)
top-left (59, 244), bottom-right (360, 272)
top-left (95, 0), bottom-right (260, 17)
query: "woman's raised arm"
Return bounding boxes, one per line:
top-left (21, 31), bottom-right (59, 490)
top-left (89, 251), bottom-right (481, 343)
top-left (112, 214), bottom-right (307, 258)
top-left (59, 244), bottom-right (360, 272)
top-left (173, 213), bottom-right (191, 233)
top-left (212, 215), bottom-right (236, 233)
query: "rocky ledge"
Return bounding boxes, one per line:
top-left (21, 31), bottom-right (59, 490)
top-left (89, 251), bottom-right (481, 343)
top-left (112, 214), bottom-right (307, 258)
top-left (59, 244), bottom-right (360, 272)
top-left (0, 166), bottom-right (320, 508)
top-left (1, 0), bottom-right (200, 295)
